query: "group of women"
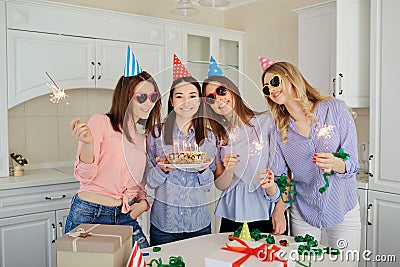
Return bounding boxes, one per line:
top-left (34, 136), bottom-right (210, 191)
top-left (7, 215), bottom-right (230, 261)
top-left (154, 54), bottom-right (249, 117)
top-left (64, 47), bottom-right (361, 265)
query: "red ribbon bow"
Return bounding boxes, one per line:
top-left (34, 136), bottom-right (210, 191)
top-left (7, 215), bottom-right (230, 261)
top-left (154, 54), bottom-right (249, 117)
top-left (222, 236), bottom-right (288, 267)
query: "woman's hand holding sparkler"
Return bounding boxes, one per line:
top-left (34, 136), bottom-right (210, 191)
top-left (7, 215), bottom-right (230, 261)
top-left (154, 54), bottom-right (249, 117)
top-left (70, 118), bottom-right (95, 164)
top-left (222, 153), bottom-right (239, 173)
top-left (313, 152), bottom-right (346, 174)
top-left (70, 118), bottom-right (93, 144)
top-left (257, 168), bottom-right (277, 191)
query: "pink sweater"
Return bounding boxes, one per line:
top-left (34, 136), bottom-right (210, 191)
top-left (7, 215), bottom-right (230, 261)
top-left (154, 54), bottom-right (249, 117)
top-left (74, 114), bottom-right (147, 213)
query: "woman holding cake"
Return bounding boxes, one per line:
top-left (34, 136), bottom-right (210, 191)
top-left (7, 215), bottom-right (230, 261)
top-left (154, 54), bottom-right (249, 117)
top-left (145, 54), bottom-right (216, 246)
top-left (260, 59), bottom-right (361, 256)
top-left (65, 46), bottom-right (162, 248)
top-left (202, 56), bottom-right (281, 234)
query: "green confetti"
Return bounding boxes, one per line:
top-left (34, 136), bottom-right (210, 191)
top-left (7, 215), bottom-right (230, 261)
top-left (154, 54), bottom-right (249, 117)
top-left (152, 246), bottom-right (161, 252)
top-left (275, 173), bottom-right (297, 204)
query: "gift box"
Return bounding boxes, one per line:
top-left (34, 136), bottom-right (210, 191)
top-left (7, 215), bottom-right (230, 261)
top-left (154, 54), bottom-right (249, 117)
top-left (205, 236), bottom-right (295, 267)
top-left (56, 224), bottom-right (132, 267)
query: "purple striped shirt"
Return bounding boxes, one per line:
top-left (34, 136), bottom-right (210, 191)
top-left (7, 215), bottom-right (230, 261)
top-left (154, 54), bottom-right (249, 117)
top-left (269, 99), bottom-right (359, 228)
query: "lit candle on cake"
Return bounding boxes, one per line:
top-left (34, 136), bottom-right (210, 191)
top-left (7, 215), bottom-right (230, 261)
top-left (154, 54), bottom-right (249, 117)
top-left (194, 143), bottom-right (199, 152)
top-left (173, 141), bottom-right (177, 155)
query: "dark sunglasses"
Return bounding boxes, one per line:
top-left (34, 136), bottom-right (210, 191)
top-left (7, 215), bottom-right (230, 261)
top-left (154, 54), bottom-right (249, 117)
top-left (262, 74), bottom-right (281, 96)
top-left (132, 92), bottom-right (159, 104)
top-left (205, 84), bottom-right (228, 105)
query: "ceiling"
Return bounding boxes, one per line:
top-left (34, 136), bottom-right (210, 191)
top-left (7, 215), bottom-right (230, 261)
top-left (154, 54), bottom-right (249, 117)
top-left (177, 0), bottom-right (259, 9)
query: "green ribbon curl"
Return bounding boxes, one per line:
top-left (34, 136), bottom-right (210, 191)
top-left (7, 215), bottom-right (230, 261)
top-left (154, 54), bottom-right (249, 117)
top-left (146, 256), bottom-right (185, 267)
top-left (275, 173), bottom-right (297, 204)
top-left (318, 148), bottom-right (350, 194)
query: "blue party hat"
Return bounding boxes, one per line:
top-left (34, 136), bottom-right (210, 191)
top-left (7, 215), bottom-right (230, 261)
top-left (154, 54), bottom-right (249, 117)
top-left (208, 56), bottom-right (224, 77)
top-left (124, 45), bottom-right (143, 77)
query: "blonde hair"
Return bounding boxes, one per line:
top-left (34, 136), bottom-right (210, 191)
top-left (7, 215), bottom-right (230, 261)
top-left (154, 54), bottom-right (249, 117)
top-left (261, 62), bottom-right (332, 143)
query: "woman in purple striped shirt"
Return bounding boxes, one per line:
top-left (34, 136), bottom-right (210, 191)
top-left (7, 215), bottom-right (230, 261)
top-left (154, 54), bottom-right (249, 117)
top-left (261, 61), bottom-right (361, 259)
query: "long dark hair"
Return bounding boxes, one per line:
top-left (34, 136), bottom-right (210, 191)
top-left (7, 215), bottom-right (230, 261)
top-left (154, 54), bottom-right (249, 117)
top-left (107, 71), bottom-right (162, 142)
top-left (163, 76), bottom-right (207, 145)
top-left (202, 75), bottom-right (258, 145)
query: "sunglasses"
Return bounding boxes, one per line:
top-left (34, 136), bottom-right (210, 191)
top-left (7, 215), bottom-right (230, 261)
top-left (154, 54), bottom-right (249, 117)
top-left (205, 84), bottom-right (228, 105)
top-left (262, 74), bottom-right (282, 96)
top-left (132, 92), bottom-right (159, 104)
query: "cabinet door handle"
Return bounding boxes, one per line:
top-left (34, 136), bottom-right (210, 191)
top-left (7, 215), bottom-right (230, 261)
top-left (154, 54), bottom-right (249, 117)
top-left (51, 223), bottom-right (56, 243)
top-left (331, 78), bottom-right (336, 97)
top-left (338, 73), bottom-right (343, 95)
top-left (45, 194), bottom-right (66, 200)
top-left (367, 204), bottom-right (372, 225)
top-left (58, 221), bottom-right (64, 238)
top-left (91, 61), bottom-right (95, 79)
top-left (97, 62), bottom-right (102, 80)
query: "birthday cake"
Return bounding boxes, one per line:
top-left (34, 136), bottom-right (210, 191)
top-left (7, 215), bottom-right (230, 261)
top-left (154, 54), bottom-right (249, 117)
top-left (164, 151), bottom-right (207, 164)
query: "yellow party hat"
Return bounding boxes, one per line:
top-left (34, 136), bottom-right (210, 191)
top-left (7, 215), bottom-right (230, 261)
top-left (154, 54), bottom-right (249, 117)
top-left (239, 221), bottom-right (252, 241)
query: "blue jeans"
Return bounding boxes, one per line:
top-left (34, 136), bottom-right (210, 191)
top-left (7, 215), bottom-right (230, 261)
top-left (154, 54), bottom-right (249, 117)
top-left (65, 194), bottom-right (149, 248)
top-left (150, 223), bottom-right (211, 246)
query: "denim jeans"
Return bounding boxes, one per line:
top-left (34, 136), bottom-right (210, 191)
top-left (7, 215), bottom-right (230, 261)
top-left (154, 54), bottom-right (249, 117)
top-left (150, 223), bottom-right (211, 246)
top-left (65, 194), bottom-right (149, 248)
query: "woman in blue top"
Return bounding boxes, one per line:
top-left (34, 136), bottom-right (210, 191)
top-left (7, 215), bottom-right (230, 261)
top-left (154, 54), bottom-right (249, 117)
top-left (202, 73), bottom-right (281, 234)
top-left (261, 61), bottom-right (361, 256)
top-left (145, 55), bottom-right (216, 246)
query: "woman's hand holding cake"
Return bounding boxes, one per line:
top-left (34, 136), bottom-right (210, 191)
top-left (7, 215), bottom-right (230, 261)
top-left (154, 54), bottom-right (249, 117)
top-left (156, 157), bottom-right (176, 173)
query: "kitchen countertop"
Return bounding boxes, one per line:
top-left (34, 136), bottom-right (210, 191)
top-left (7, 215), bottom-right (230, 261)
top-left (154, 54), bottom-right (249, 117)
top-left (0, 166), bottom-right (76, 190)
top-left (0, 166), bottom-right (369, 190)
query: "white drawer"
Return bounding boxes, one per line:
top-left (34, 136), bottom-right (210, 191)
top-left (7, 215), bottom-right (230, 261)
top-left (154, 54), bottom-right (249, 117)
top-left (0, 182), bottom-right (79, 219)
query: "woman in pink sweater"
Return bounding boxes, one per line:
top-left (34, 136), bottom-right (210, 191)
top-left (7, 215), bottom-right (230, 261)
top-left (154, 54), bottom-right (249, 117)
top-left (64, 68), bottom-right (162, 248)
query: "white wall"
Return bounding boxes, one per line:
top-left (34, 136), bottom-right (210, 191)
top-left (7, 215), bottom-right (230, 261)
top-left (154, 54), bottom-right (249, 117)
top-left (46, 0), bottom-right (225, 27)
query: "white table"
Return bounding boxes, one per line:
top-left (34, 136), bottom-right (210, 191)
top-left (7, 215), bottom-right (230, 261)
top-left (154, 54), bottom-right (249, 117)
top-left (141, 233), bottom-right (353, 266)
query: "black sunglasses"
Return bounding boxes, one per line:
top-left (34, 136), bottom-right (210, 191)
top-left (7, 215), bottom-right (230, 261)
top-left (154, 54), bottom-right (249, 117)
top-left (205, 84), bottom-right (228, 105)
top-left (132, 92), bottom-right (159, 104)
top-left (262, 74), bottom-right (281, 96)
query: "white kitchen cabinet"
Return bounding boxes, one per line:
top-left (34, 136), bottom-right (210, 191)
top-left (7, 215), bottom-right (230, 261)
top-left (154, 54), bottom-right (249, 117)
top-left (7, 30), bottom-right (165, 108)
top-left (7, 30), bottom-right (95, 108)
top-left (367, 0), bottom-right (400, 265)
top-left (0, 211), bottom-right (55, 267)
top-left (183, 26), bottom-right (243, 86)
top-left (295, 0), bottom-right (370, 108)
top-left (366, 191), bottom-right (400, 266)
top-left (0, 181), bottom-right (79, 267)
top-left (0, 209), bottom-right (70, 267)
top-left (369, 0), bottom-right (400, 195)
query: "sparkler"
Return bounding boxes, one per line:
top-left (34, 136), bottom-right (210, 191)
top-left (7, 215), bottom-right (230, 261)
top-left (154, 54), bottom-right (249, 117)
top-left (250, 136), bottom-right (265, 156)
top-left (317, 124), bottom-right (335, 139)
top-left (45, 72), bottom-right (69, 104)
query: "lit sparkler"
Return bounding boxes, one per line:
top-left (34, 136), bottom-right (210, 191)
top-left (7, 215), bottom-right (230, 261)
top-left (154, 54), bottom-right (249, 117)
top-left (250, 136), bottom-right (266, 156)
top-left (317, 124), bottom-right (335, 139)
top-left (45, 72), bottom-right (69, 104)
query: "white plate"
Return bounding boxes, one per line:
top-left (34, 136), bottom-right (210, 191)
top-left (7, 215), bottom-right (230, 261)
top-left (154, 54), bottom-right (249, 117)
top-left (159, 158), bottom-right (213, 169)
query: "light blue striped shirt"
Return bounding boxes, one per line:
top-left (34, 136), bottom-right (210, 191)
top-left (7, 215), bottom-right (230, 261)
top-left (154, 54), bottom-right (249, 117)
top-left (215, 112), bottom-right (280, 222)
top-left (145, 124), bottom-right (216, 233)
top-left (269, 99), bottom-right (359, 228)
